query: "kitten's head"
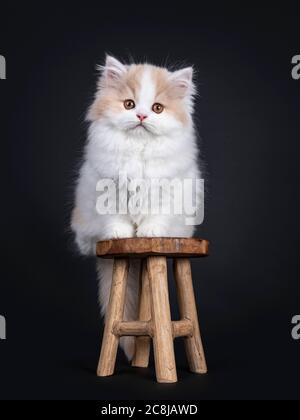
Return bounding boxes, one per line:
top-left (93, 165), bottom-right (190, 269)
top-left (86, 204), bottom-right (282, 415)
top-left (87, 55), bottom-right (196, 137)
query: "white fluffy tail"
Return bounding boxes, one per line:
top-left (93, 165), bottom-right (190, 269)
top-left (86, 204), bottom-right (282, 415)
top-left (96, 259), bottom-right (140, 361)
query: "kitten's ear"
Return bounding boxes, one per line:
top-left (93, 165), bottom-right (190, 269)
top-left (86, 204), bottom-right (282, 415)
top-left (169, 67), bottom-right (195, 98)
top-left (100, 55), bottom-right (127, 87)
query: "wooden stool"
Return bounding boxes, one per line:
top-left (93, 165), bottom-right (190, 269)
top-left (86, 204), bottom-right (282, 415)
top-left (96, 237), bottom-right (209, 383)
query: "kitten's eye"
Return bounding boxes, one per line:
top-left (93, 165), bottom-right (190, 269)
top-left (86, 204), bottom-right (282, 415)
top-left (152, 103), bottom-right (164, 114)
top-left (124, 99), bottom-right (135, 110)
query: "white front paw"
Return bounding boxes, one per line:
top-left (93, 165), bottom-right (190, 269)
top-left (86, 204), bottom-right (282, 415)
top-left (106, 223), bottom-right (135, 239)
top-left (136, 223), bottom-right (168, 238)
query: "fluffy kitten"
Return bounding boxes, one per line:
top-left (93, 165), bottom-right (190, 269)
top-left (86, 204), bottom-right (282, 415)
top-left (71, 55), bottom-right (202, 359)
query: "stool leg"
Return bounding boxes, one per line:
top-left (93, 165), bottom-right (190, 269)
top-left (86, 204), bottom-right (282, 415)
top-left (173, 258), bottom-right (207, 374)
top-left (147, 256), bottom-right (177, 383)
top-left (132, 260), bottom-right (151, 368)
top-left (97, 258), bottom-right (129, 377)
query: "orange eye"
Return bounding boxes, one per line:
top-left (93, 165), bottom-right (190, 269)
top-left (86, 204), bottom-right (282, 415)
top-left (152, 103), bottom-right (164, 114)
top-left (124, 99), bottom-right (135, 110)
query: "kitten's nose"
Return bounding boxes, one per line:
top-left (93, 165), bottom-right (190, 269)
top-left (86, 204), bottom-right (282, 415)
top-left (136, 114), bottom-right (148, 122)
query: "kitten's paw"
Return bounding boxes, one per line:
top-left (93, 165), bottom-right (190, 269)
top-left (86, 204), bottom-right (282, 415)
top-left (105, 223), bottom-right (135, 240)
top-left (136, 223), bottom-right (168, 238)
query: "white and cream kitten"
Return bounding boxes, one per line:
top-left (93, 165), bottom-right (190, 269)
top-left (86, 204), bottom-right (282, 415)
top-left (71, 55), bottom-right (202, 359)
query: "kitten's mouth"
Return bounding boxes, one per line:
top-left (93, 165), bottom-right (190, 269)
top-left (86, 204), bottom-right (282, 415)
top-left (125, 122), bottom-right (154, 135)
top-left (133, 123), bottom-right (150, 132)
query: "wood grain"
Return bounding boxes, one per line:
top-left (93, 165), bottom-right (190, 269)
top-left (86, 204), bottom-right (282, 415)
top-left (132, 260), bottom-right (152, 368)
top-left (97, 237), bottom-right (209, 259)
top-left (173, 258), bottom-right (207, 374)
top-left (97, 258), bottom-right (129, 377)
top-left (113, 321), bottom-right (152, 337)
top-left (96, 238), bottom-right (209, 382)
top-left (172, 319), bottom-right (194, 338)
top-left (148, 256), bottom-right (177, 383)
top-left (112, 320), bottom-right (193, 339)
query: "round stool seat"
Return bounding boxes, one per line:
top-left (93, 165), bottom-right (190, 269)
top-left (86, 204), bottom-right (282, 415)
top-left (96, 237), bottom-right (209, 259)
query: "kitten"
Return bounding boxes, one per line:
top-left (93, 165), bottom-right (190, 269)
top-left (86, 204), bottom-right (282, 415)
top-left (71, 55), bottom-right (203, 359)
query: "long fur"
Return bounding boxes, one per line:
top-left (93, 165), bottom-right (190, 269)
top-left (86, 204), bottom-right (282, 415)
top-left (71, 55), bottom-right (202, 359)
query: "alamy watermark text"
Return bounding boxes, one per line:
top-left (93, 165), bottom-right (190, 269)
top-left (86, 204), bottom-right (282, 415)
top-left (95, 172), bottom-right (204, 226)
top-left (292, 315), bottom-right (300, 340)
top-left (292, 55), bottom-right (300, 80)
top-left (0, 55), bottom-right (6, 80)
top-left (0, 315), bottom-right (6, 340)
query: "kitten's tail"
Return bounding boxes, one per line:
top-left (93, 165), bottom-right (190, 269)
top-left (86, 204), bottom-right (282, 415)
top-left (96, 259), bottom-right (140, 360)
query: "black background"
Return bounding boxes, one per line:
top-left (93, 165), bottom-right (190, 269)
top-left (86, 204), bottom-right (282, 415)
top-left (0, 3), bottom-right (299, 400)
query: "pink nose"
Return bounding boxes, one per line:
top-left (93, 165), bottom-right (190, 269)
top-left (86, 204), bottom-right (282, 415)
top-left (136, 114), bottom-right (148, 122)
